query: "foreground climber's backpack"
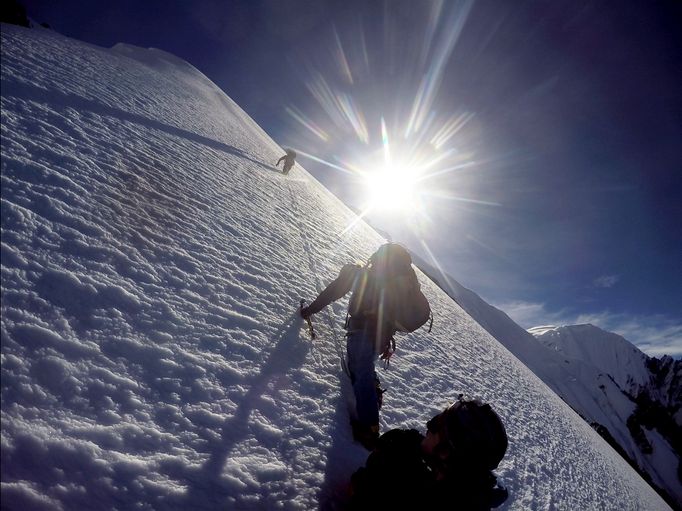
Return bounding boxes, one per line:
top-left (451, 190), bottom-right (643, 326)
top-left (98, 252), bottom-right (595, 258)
top-left (348, 244), bottom-right (432, 334)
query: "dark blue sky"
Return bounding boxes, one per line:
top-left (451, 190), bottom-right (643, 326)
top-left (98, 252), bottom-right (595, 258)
top-left (19, 0), bottom-right (682, 355)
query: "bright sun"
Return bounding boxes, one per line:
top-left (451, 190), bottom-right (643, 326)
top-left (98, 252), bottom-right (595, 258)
top-left (365, 165), bottom-right (418, 213)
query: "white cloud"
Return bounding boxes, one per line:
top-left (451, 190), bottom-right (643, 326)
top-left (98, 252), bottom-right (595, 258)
top-left (593, 274), bottom-right (620, 288)
top-left (494, 300), bottom-right (571, 329)
top-left (493, 300), bottom-right (682, 358)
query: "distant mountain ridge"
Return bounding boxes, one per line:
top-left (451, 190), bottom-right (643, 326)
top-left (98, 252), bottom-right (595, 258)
top-left (409, 255), bottom-right (682, 509)
top-left (532, 324), bottom-right (681, 410)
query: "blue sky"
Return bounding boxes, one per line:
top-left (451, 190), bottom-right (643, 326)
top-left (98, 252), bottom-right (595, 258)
top-left (19, 0), bottom-right (682, 356)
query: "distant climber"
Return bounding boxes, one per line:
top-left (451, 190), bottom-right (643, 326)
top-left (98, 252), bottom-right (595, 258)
top-left (349, 397), bottom-right (509, 510)
top-left (300, 243), bottom-right (431, 449)
top-left (276, 149), bottom-right (297, 175)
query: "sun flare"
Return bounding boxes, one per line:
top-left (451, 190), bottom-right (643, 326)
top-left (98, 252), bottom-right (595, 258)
top-left (365, 165), bottom-right (418, 212)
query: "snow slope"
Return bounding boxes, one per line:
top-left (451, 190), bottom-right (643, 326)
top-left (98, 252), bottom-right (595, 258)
top-left (0, 24), bottom-right (670, 510)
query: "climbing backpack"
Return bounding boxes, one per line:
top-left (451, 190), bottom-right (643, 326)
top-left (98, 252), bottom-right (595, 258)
top-left (348, 264), bottom-right (432, 334)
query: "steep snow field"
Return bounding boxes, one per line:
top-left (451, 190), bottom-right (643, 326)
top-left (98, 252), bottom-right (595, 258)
top-left (1, 24), bottom-right (670, 510)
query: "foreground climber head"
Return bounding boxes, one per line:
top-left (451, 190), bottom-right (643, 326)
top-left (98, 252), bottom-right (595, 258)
top-left (423, 397), bottom-right (508, 474)
top-left (350, 397), bottom-right (509, 509)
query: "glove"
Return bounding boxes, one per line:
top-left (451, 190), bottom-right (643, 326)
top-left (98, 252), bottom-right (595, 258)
top-left (300, 306), bottom-right (312, 319)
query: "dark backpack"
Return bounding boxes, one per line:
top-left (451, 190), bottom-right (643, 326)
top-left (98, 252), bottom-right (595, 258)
top-left (348, 265), bottom-right (432, 334)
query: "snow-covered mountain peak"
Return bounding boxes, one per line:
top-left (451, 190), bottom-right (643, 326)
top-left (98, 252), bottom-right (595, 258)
top-left (532, 324), bottom-right (652, 393)
top-left (110, 43), bottom-right (210, 84)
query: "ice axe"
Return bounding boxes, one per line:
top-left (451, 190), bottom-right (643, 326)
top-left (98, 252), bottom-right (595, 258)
top-left (299, 299), bottom-right (316, 340)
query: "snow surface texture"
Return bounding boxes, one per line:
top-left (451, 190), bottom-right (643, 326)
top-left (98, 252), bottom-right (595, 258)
top-left (0, 24), bottom-right (670, 510)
